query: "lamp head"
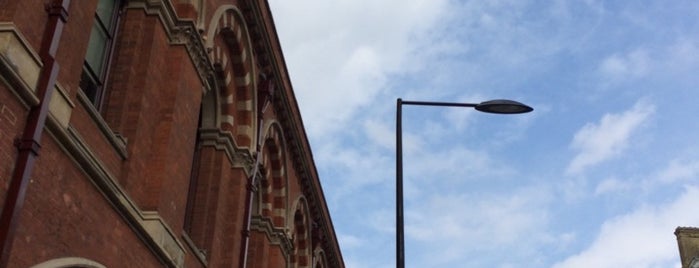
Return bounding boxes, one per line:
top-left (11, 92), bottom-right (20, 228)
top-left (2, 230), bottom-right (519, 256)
top-left (475, 99), bottom-right (533, 114)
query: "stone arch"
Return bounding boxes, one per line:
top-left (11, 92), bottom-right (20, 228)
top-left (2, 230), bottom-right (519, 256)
top-left (205, 5), bottom-right (258, 150)
top-left (290, 196), bottom-right (313, 268)
top-left (30, 257), bottom-right (107, 268)
top-left (258, 122), bottom-right (288, 227)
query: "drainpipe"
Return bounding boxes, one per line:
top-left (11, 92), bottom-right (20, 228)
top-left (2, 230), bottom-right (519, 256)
top-left (239, 77), bottom-right (274, 268)
top-left (0, 0), bottom-right (71, 266)
top-left (238, 140), bottom-right (262, 268)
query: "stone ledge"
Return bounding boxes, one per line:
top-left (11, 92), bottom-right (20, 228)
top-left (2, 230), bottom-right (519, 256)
top-left (0, 22), bottom-right (41, 107)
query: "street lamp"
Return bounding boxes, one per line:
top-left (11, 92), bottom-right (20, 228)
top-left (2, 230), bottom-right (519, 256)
top-left (395, 98), bottom-right (533, 268)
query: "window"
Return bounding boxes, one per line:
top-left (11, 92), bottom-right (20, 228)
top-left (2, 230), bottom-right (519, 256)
top-left (80, 0), bottom-right (121, 109)
top-left (183, 104), bottom-right (211, 261)
top-left (183, 108), bottom-right (202, 235)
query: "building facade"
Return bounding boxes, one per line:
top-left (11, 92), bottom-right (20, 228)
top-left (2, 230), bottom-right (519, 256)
top-left (677, 227), bottom-right (699, 268)
top-left (0, 0), bottom-right (344, 267)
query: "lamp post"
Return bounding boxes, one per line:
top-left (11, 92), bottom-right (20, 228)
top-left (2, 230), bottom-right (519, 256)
top-left (396, 98), bottom-right (533, 268)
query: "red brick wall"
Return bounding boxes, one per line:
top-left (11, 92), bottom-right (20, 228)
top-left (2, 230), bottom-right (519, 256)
top-left (186, 145), bottom-right (250, 267)
top-left (0, 0), bottom-right (48, 50)
top-left (102, 9), bottom-right (197, 212)
top-left (0, 84), bottom-right (27, 210)
top-left (154, 46), bottom-right (203, 233)
top-left (7, 135), bottom-right (161, 267)
top-left (55, 0), bottom-right (98, 98)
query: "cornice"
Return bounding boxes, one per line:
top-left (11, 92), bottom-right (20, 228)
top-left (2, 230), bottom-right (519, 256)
top-left (240, 1), bottom-right (345, 266)
top-left (676, 227), bottom-right (699, 237)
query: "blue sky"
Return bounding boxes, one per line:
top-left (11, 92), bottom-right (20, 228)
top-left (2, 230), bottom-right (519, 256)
top-left (268, 1), bottom-right (699, 267)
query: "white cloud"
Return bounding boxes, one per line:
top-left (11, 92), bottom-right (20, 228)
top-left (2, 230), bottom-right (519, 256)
top-left (552, 186), bottom-right (699, 268)
top-left (599, 49), bottom-right (650, 79)
top-left (667, 39), bottom-right (699, 69)
top-left (269, 0), bottom-right (450, 138)
top-left (337, 233), bottom-right (364, 249)
top-left (314, 141), bottom-right (391, 194)
top-left (566, 100), bottom-right (655, 174)
top-left (595, 159), bottom-right (699, 196)
top-left (594, 177), bottom-right (632, 195)
top-left (405, 146), bottom-right (514, 187)
top-left (362, 119), bottom-right (394, 151)
top-left (656, 159), bottom-right (699, 184)
top-left (404, 185), bottom-right (554, 266)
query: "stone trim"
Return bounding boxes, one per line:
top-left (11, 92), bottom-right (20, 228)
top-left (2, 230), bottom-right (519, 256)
top-left (48, 82), bottom-right (75, 129)
top-left (251, 215), bottom-right (294, 257)
top-left (126, 0), bottom-right (215, 94)
top-left (0, 23), bottom-right (41, 107)
top-left (180, 233), bottom-right (208, 266)
top-left (198, 127), bottom-right (256, 175)
top-left (76, 89), bottom-right (128, 159)
top-left (141, 211), bottom-right (187, 267)
top-left (30, 257), bottom-right (107, 268)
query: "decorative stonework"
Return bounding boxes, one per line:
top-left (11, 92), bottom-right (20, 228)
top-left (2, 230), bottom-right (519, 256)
top-left (197, 127), bottom-right (256, 175)
top-left (251, 215), bottom-right (294, 256)
top-left (126, 0), bottom-right (215, 95)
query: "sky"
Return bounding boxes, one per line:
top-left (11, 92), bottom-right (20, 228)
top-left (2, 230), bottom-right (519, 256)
top-left (267, 1), bottom-right (699, 267)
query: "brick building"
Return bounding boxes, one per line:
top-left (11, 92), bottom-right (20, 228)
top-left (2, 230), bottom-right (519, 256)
top-left (0, 0), bottom-right (344, 267)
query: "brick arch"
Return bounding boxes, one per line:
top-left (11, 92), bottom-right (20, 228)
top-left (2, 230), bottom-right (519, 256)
top-left (205, 5), bottom-right (258, 150)
top-left (258, 122), bottom-right (288, 227)
top-left (290, 197), bottom-right (312, 268)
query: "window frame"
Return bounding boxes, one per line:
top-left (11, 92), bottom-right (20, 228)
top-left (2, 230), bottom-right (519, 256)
top-left (80, 0), bottom-right (122, 110)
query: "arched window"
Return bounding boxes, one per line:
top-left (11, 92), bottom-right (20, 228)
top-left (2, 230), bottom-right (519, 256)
top-left (290, 198), bottom-right (312, 268)
top-left (312, 250), bottom-right (329, 268)
top-left (259, 124), bottom-right (288, 227)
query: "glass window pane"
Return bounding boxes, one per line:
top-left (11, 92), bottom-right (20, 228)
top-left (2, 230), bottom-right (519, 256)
top-left (80, 70), bottom-right (100, 105)
top-left (85, 23), bottom-right (108, 74)
top-left (96, 0), bottom-right (116, 29)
